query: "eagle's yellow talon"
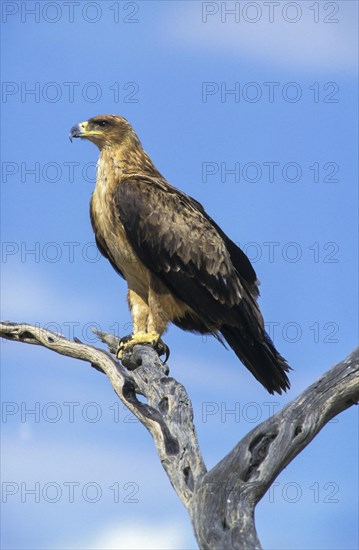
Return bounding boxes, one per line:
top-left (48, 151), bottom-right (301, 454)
top-left (117, 332), bottom-right (161, 360)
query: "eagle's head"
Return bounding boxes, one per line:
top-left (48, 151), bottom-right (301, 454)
top-left (69, 114), bottom-right (134, 149)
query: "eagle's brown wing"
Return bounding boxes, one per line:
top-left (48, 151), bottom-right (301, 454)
top-left (115, 176), bottom-right (258, 322)
top-left (115, 175), bottom-right (290, 394)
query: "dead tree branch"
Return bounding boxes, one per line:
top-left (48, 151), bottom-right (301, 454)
top-left (190, 347), bottom-right (359, 549)
top-left (1, 320), bottom-right (358, 549)
top-left (0, 321), bottom-right (206, 507)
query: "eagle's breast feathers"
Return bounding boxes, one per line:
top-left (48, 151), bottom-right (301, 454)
top-left (90, 152), bottom-right (194, 324)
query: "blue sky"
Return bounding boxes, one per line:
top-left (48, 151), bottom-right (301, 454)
top-left (1, 1), bottom-right (358, 548)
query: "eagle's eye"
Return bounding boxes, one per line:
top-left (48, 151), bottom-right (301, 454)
top-left (95, 120), bottom-right (109, 128)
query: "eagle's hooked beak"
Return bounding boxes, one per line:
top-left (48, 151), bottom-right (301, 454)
top-left (69, 122), bottom-right (87, 142)
top-left (69, 120), bottom-right (104, 143)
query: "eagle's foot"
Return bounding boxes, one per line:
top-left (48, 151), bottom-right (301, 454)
top-left (117, 332), bottom-right (170, 362)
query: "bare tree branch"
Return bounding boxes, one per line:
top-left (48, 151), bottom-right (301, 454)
top-left (0, 321), bottom-right (206, 507)
top-left (1, 320), bottom-right (358, 549)
top-left (190, 347), bottom-right (359, 549)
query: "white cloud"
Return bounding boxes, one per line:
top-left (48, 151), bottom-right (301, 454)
top-left (162, 1), bottom-right (357, 72)
top-left (71, 521), bottom-right (192, 550)
top-left (2, 439), bottom-right (197, 550)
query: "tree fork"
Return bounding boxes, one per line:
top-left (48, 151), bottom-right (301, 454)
top-left (1, 321), bottom-right (358, 549)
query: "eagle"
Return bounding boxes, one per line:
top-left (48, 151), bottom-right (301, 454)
top-left (69, 114), bottom-right (290, 394)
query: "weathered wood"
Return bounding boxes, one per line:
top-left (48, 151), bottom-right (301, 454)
top-left (1, 320), bottom-right (358, 549)
top-left (190, 348), bottom-right (359, 549)
top-left (0, 321), bottom-right (206, 507)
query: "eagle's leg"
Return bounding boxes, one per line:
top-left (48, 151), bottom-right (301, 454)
top-left (146, 284), bottom-right (171, 361)
top-left (117, 288), bottom-right (170, 361)
top-left (128, 289), bottom-right (148, 334)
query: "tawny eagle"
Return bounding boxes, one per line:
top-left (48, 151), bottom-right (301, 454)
top-left (69, 114), bottom-right (290, 394)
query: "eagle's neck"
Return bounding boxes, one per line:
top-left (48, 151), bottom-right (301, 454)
top-left (98, 136), bottom-right (162, 181)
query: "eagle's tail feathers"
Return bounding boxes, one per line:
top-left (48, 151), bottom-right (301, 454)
top-left (220, 325), bottom-right (291, 395)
